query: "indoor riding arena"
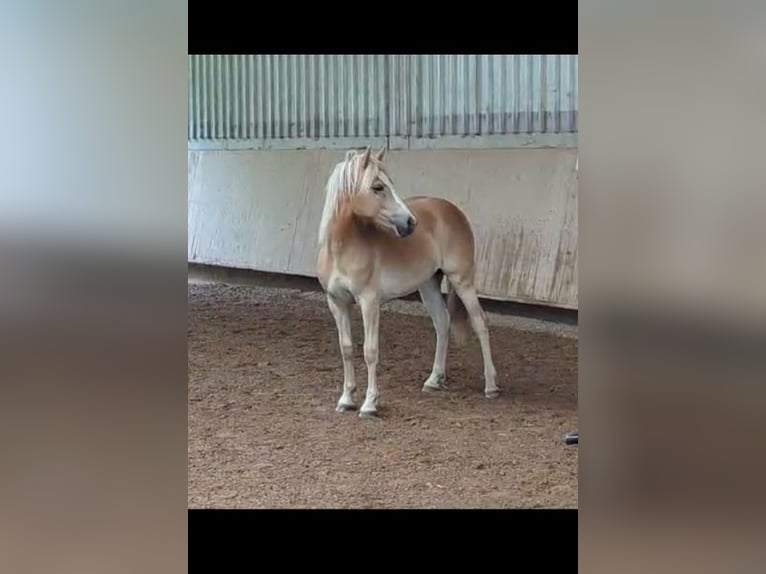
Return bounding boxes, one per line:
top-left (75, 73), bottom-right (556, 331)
top-left (188, 55), bottom-right (578, 508)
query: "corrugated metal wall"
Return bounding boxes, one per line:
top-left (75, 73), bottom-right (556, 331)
top-left (187, 54), bottom-right (579, 308)
top-left (188, 55), bottom-right (578, 144)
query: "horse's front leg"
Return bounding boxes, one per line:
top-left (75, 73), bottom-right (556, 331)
top-left (358, 294), bottom-right (381, 418)
top-left (327, 293), bottom-right (357, 411)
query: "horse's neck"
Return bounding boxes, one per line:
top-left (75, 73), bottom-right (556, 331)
top-left (325, 207), bottom-right (376, 255)
top-left (326, 214), bottom-right (353, 249)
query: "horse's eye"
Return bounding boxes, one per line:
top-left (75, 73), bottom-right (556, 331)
top-left (372, 186), bottom-right (385, 196)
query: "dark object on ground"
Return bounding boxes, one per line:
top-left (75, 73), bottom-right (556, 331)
top-left (564, 431), bottom-right (578, 445)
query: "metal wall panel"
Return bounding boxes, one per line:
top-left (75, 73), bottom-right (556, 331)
top-left (189, 55), bottom-right (390, 142)
top-left (187, 55), bottom-right (579, 308)
top-left (403, 55), bottom-right (578, 137)
top-left (188, 55), bottom-right (578, 145)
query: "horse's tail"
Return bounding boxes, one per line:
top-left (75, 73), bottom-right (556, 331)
top-left (447, 280), bottom-right (471, 347)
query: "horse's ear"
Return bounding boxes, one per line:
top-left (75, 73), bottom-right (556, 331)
top-left (359, 146), bottom-right (372, 168)
top-left (345, 149), bottom-right (357, 162)
top-left (375, 146), bottom-right (386, 161)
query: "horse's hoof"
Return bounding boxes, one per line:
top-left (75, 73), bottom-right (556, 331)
top-left (485, 388), bottom-right (501, 399)
top-left (422, 383), bottom-right (446, 393)
top-left (422, 374), bottom-right (447, 393)
top-left (335, 402), bottom-right (356, 412)
top-left (359, 409), bottom-right (379, 419)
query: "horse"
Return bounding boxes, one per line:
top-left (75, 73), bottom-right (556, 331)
top-left (315, 146), bottom-right (500, 418)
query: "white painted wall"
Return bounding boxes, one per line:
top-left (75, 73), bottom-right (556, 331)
top-left (188, 148), bottom-right (578, 309)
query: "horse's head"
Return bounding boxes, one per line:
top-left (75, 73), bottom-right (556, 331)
top-left (347, 146), bottom-right (417, 238)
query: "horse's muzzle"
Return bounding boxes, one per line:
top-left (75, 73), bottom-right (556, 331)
top-left (395, 216), bottom-right (417, 237)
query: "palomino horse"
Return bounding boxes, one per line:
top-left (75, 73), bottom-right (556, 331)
top-left (316, 146), bottom-right (500, 418)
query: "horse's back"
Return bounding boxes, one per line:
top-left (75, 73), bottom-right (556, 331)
top-left (406, 195), bottom-right (470, 229)
top-left (406, 194), bottom-right (472, 232)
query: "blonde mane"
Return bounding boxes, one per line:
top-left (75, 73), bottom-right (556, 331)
top-left (317, 150), bottom-right (383, 247)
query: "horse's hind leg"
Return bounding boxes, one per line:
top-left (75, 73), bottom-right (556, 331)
top-left (327, 293), bottom-right (357, 411)
top-left (418, 274), bottom-right (449, 392)
top-left (449, 280), bottom-right (500, 398)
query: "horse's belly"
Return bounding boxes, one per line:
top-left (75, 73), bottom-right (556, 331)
top-left (378, 265), bottom-right (436, 300)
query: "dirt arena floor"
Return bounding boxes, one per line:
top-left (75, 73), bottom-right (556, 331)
top-left (188, 281), bottom-right (578, 508)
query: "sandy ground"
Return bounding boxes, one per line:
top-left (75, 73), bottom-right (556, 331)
top-left (188, 282), bottom-right (578, 508)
